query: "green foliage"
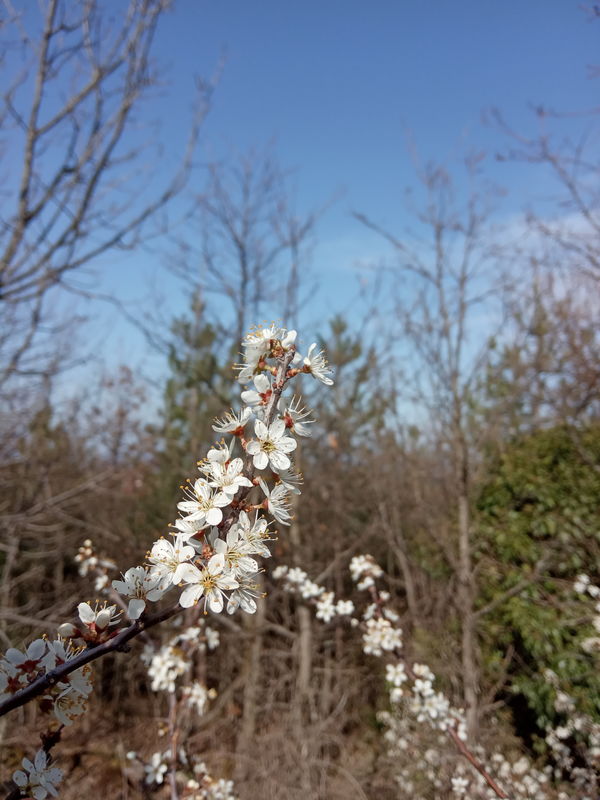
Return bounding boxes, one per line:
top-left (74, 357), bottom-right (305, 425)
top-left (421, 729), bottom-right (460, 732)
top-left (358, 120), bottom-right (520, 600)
top-left (143, 294), bottom-right (235, 530)
top-left (312, 315), bottom-right (390, 452)
top-left (476, 425), bottom-right (600, 733)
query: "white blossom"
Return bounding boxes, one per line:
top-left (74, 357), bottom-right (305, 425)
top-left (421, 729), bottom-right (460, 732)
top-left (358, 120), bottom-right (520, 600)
top-left (302, 342), bottom-right (334, 385)
top-left (278, 395), bottom-right (314, 437)
top-left (233, 510), bottom-right (272, 558)
top-left (362, 617), bottom-right (402, 656)
top-left (316, 592), bottom-right (336, 623)
top-left (13, 749), bottom-right (62, 800)
top-left (52, 683), bottom-right (89, 726)
top-left (206, 457), bottom-right (253, 499)
top-left (143, 643), bottom-right (188, 692)
top-left (213, 529), bottom-right (259, 579)
top-left (246, 418), bottom-right (297, 472)
top-left (112, 566), bottom-right (165, 619)
top-left (148, 535), bottom-right (196, 590)
top-left (236, 325), bottom-right (297, 383)
top-left (240, 373), bottom-right (272, 408)
top-left (259, 478), bottom-right (293, 525)
top-left (212, 406), bottom-right (252, 435)
top-left (226, 580), bottom-right (260, 615)
top-left (179, 554), bottom-right (239, 613)
top-left (185, 681), bottom-right (216, 715)
top-left (177, 478), bottom-right (230, 530)
top-left (77, 601), bottom-right (119, 630)
top-left (335, 599), bottom-right (355, 616)
top-left (144, 751), bottom-right (168, 785)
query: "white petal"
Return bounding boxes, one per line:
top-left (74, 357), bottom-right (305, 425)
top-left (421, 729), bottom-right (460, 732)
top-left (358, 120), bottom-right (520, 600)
top-left (276, 435), bottom-right (297, 453)
top-left (254, 373), bottom-right (271, 392)
top-left (238, 556), bottom-right (259, 574)
top-left (218, 572), bottom-right (239, 590)
top-left (208, 553), bottom-right (225, 575)
top-left (177, 500), bottom-right (201, 514)
top-left (213, 538), bottom-right (227, 554)
top-left (227, 595), bottom-right (240, 614)
top-left (150, 539), bottom-right (173, 559)
top-left (254, 419), bottom-right (268, 439)
top-left (128, 598), bottom-right (146, 619)
top-left (213, 492), bottom-right (231, 508)
top-left (174, 518), bottom-right (203, 535)
top-left (77, 602), bottom-right (95, 624)
top-left (170, 564), bottom-right (185, 585)
top-left (180, 584), bottom-right (201, 608)
top-left (207, 589), bottom-right (224, 613)
top-left (193, 479), bottom-right (211, 499)
top-left (206, 507), bottom-right (223, 526)
top-left (46, 767), bottom-right (62, 785)
top-left (178, 563), bottom-right (202, 583)
top-left (226, 527), bottom-right (240, 547)
top-left (253, 451), bottom-right (269, 470)
top-left (4, 648), bottom-right (24, 665)
top-left (95, 609), bottom-right (112, 629)
top-left (146, 587), bottom-right (165, 602)
top-left (179, 544), bottom-right (196, 561)
top-left (269, 450), bottom-right (291, 472)
top-left (12, 770), bottom-right (27, 787)
top-left (227, 458), bottom-right (244, 476)
top-left (240, 594), bottom-right (257, 614)
top-left (240, 390), bottom-right (259, 405)
top-left (269, 419), bottom-right (286, 439)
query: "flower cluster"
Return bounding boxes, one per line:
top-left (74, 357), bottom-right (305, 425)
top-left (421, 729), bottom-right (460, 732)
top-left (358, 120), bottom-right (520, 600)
top-left (12, 749), bottom-right (62, 800)
top-left (0, 323), bottom-right (333, 798)
top-left (0, 637), bottom-right (92, 727)
top-left (274, 565), bottom-right (355, 622)
top-left (129, 749), bottom-right (238, 798)
top-left (100, 323), bottom-right (333, 619)
top-left (57, 601), bottom-right (120, 644)
top-left (350, 556), bottom-right (468, 740)
top-left (377, 709), bottom-right (560, 799)
top-left (573, 573), bottom-right (600, 653)
top-left (279, 554), bottom-right (600, 798)
top-left (349, 553), bottom-right (383, 589)
top-left (75, 539), bottom-right (116, 591)
top-left (276, 555), bottom-right (489, 782)
top-left (141, 622), bottom-right (218, 694)
top-left (541, 669), bottom-right (600, 796)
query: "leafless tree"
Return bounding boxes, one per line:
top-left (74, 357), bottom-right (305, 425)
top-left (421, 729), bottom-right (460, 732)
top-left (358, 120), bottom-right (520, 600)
top-left (167, 148), bottom-right (320, 349)
top-left (0, 0), bottom-right (208, 393)
top-left (491, 104), bottom-right (600, 287)
top-left (356, 156), bottom-right (506, 739)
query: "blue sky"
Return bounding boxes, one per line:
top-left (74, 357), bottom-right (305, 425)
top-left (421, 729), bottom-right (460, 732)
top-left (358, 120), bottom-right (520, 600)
top-left (57, 0), bottom-right (599, 395)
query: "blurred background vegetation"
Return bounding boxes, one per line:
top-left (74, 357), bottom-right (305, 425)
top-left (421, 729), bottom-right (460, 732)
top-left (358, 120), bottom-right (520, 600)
top-left (1, 1), bottom-right (599, 797)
